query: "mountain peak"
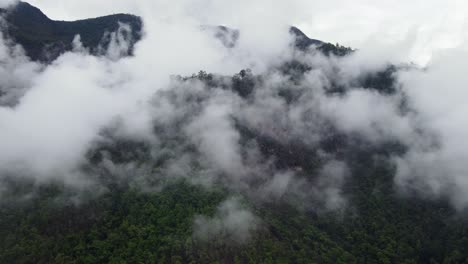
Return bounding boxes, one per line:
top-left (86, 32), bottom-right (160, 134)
top-left (0, 1), bottom-right (143, 62)
top-left (1, 2), bottom-right (351, 62)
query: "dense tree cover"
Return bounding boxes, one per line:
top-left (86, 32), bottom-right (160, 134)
top-left (0, 181), bottom-right (227, 263)
top-left (0, 3), bottom-right (467, 264)
top-left (0, 68), bottom-right (467, 264)
top-left (0, 161), bottom-right (466, 263)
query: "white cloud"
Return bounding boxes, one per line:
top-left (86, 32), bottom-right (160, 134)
top-left (193, 197), bottom-right (259, 243)
top-left (0, 0), bottom-right (17, 8)
top-left (1, 0), bottom-right (468, 213)
top-left (185, 92), bottom-right (244, 176)
top-left (26, 0), bottom-right (468, 65)
top-left (394, 49), bottom-right (468, 210)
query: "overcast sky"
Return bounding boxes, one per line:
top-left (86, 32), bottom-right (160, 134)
top-left (26, 0), bottom-right (468, 65)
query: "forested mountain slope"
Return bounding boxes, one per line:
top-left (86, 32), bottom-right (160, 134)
top-left (0, 1), bottom-right (142, 61)
top-left (0, 2), bottom-right (466, 264)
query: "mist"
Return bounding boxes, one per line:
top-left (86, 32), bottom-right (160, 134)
top-left (1, 0), bottom-right (468, 248)
top-left (0, 0), bottom-right (16, 8)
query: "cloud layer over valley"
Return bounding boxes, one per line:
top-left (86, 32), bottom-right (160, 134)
top-left (1, 0), bottom-right (468, 242)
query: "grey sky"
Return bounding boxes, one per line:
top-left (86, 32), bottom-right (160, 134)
top-left (27, 0), bottom-right (468, 65)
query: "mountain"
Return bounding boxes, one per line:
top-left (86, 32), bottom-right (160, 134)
top-left (290, 26), bottom-right (322, 48)
top-left (0, 1), bottom-right (142, 61)
top-left (0, 2), bottom-right (351, 63)
top-left (0, 2), bottom-right (466, 264)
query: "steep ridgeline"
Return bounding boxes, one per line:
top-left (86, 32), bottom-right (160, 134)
top-left (1, 3), bottom-right (456, 264)
top-left (0, 1), bottom-right (143, 62)
top-left (0, 2), bottom-right (352, 63)
top-left (205, 25), bottom-right (353, 56)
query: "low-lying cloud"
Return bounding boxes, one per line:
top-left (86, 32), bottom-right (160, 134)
top-left (193, 197), bottom-right (260, 244)
top-left (0, 0), bottom-right (468, 245)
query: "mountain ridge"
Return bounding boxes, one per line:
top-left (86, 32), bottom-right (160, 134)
top-left (0, 1), bottom-right (143, 61)
top-left (3, 3), bottom-right (462, 264)
top-left (0, 2), bottom-right (351, 62)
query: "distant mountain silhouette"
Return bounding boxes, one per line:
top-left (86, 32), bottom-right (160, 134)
top-left (0, 1), bottom-right (142, 62)
top-left (289, 26), bottom-right (323, 48)
top-left (0, 2), bottom-right (351, 62)
top-left (288, 26), bottom-right (353, 56)
top-left (203, 25), bottom-right (352, 56)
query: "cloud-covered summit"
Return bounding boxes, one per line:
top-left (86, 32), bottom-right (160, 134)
top-left (0, 1), bottom-right (142, 61)
top-left (0, 2), bottom-right (467, 251)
